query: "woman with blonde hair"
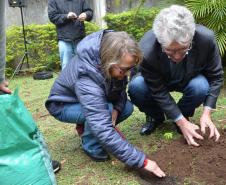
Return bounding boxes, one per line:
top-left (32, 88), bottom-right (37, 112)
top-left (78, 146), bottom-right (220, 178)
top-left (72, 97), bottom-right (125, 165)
top-left (46, 30), bottom-right (165, 177)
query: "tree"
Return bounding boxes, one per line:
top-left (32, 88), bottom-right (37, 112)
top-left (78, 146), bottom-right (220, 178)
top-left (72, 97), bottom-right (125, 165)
top-left (185, 0), bottom-right (226, 57)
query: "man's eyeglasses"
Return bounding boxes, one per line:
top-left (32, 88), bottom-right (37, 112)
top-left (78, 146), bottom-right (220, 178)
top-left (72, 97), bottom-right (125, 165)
top-left (162, 43), bottom-right (192, 56)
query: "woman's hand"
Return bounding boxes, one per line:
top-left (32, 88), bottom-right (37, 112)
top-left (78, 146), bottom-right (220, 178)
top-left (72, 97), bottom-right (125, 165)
top-left (112, 109), bottom-right (119, 126)
top-left (143, 159), bottom-right (166, 178)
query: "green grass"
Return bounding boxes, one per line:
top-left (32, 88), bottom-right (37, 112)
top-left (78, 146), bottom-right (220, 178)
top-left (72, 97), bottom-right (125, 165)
top-left (9, 75), bottom-right (226, 185)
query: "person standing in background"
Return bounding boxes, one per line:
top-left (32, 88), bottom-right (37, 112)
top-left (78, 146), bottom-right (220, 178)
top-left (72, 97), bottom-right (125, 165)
top-left (48, 0), bottom-right (93, 69)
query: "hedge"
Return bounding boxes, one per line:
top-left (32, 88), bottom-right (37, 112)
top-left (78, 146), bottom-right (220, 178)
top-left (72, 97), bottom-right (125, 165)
top-left (6, 8), bottom-right (159, 77)
top-left (6, 21), bottom-right (100, 76)
top-left (104, 7), bottom-right (160, 41)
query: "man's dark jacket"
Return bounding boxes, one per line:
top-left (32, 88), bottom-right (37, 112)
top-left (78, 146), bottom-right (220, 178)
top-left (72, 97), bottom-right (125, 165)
top-left (45, 30), bottom-right (145, 168)
top-left (48, 0), bottom-right (93, 41)
top-left (139, 25), bottom-right (224, 120)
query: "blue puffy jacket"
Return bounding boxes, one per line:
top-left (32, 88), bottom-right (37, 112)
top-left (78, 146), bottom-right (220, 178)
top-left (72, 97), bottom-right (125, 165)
top-left (46, 30), bottom-right (145, 167)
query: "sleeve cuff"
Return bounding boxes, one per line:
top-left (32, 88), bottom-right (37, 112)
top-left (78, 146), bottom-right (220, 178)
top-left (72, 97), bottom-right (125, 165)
top-left (173, 114), bottom-right (184, 122)
top-left (204, 106), bottom-right (213, 110)
top-left (142, 158), bottom-right (148, 168)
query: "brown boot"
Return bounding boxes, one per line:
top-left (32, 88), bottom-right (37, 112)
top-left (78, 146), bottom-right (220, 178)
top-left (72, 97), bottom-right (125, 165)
top-left (75, 125), bottom-right (84, 136)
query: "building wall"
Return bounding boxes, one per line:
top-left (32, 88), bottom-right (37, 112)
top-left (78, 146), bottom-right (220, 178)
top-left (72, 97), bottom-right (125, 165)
top-left (106, 0), bottom-right (153, 13)
top-left (6, 0), bottom-right (49, 27)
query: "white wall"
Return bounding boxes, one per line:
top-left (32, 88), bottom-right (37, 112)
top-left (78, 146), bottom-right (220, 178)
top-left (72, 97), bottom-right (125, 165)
top-left (6, 0), bottom-right (49, 27)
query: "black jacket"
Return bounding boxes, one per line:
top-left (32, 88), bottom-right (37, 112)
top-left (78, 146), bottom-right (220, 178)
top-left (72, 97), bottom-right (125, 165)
top-left (139, 25), bottom-right (224, 120)
top-left (48, 0), bottom-right (93, 41)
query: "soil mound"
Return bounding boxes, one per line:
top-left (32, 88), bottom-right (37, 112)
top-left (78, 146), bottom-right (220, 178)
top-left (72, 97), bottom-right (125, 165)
top-left (138, 129), bottom-right (226, 185)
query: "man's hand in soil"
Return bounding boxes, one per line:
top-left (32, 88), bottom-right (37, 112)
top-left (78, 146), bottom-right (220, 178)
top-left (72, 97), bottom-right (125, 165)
top-left (0, 81), bottom-right (11, 94)
top-left (200, 107), bottom-right (220, 142)
top-left (112, 109), bottom-right (119, 126)
top-left (144, 159), bottom-right (166, 178)
top-left (176, 117), bottom-right (204, 146)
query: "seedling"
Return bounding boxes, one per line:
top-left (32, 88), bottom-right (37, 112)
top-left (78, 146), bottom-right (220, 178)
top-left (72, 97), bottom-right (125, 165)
top-left (164, 132), bottom-right (173, 140)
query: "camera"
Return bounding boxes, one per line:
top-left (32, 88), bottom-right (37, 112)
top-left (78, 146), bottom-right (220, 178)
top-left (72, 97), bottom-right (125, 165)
top-left (8, 0), bottom-right (27, 7)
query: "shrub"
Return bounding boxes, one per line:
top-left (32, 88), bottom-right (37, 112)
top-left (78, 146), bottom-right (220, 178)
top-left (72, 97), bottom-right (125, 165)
top-left (84, 21), bottom-right (101, 35)
top-left (6, 22), bottom-right (100, 76)
top-left (104, 7), bottom-right (160, 41)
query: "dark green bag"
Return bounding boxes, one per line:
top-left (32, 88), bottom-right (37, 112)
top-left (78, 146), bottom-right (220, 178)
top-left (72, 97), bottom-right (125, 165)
top-left (0, 89), bottom-right (57, 185)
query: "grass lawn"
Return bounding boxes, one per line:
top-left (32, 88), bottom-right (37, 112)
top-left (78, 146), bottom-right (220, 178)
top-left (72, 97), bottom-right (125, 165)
top-left (9, 74), bottom-right (226, 185)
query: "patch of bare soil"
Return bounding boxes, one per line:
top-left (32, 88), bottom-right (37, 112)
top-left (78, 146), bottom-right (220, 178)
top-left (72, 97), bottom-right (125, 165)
top-left (137, 129), bottom-right (226, 185)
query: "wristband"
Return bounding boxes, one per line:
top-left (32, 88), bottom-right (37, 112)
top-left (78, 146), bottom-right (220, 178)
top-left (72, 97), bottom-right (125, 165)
top-left (142, 158), bottom-right (148, 168)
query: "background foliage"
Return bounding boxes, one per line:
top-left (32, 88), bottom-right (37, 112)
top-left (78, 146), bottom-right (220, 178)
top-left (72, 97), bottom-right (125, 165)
top-left (185, 0), bottom-right (226, 57)
top-left (104, 7), bottom-right (160, 41)
top-left (6, 22), bottom-right (100, 76)
top-left (6, 3), bottom-right (226, 77)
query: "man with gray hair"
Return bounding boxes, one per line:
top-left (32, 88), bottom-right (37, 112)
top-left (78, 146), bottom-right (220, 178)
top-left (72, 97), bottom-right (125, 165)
top-left (129, 5), bottom-right (223, 146)
top-left (0, 0), bottom-right (11, 94)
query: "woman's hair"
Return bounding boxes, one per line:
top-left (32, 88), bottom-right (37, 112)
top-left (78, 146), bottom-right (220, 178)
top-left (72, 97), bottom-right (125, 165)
top-left (153, 5), bottom-right (195, 47)
top-left (100, 31), bottom-right (142, 78)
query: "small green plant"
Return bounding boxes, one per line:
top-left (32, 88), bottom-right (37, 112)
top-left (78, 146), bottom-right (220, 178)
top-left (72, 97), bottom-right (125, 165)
top-left (164, 132), bottom-right (173, 140)
top-left (185, 0), bottom-right (226, 57)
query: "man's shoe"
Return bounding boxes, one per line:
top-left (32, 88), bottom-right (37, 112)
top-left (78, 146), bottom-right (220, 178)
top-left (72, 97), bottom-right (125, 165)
top-left (140, 122), bottom-right (157, 135)
top-left (140, 115), bottom-right (158, 135)
top-left (83, 149), bottom-right (110, 162)
top-left (52, 160), bottom-right (61, 173)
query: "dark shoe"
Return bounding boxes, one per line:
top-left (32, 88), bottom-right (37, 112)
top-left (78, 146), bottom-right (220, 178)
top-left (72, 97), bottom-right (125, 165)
top-left (140, 115), bottom-right (161, 135)
top-left (52, 160), bottom-right (61, 173)
top-left (83, 149), bottom-right (110, 162)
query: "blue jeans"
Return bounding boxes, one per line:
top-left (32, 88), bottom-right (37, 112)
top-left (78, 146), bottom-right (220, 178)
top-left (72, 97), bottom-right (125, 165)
top-left (128, 74), bottom-right (209, 121)
top-left (54, 101), bottom-right (133, 155)
top-left (58, 40), bottom-right (81, 69)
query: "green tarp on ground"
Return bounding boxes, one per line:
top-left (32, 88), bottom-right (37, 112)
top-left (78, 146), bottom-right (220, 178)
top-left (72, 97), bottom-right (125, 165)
top-left (0, 89), bottom-right (57, 185)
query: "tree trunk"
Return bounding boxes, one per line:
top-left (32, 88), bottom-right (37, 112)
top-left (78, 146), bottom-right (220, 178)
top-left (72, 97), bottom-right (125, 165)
top-left (0, 0), bottom-right (6, 82)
